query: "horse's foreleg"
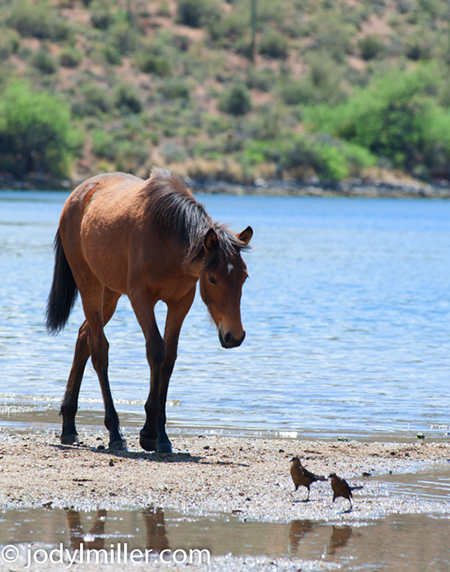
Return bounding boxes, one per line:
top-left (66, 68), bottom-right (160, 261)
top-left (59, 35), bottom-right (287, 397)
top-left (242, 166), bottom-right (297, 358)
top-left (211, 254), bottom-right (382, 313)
top-left (130, 291), bottom-right (166, 452)
top-left (60, 321), bottom-right (90, 444)
top-left (156, 289), bottom-right (196, 453)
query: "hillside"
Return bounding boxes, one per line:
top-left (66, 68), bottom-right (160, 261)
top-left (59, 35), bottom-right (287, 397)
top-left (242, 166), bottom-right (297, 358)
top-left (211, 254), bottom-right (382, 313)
top-left (2, 0), bottom-right (450, 190)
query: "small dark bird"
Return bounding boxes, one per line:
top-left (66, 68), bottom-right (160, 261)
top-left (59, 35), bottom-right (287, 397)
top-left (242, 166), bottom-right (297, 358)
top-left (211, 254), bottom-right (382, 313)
top-left (329, 473), bottom-right (363, 511)
top-left (290, 457), bottom-right (326, 501)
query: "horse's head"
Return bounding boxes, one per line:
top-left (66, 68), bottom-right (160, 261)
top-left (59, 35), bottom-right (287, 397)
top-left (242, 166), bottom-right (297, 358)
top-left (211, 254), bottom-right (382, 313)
top-left (199, 226), bottom-right (253, 349)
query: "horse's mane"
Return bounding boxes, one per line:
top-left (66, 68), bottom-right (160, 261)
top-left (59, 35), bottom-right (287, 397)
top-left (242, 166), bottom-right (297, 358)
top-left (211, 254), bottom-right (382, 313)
top-left (143, 168), bottom-right (247, 270)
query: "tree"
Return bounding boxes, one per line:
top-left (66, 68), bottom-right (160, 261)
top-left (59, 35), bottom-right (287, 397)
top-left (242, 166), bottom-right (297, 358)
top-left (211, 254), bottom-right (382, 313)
top-left (0, 80), bottom-right (77, 179)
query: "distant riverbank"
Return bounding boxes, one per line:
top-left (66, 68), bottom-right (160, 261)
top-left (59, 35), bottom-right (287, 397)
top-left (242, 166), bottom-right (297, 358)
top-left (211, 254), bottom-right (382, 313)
top-left (2, 172), bottom-right (450, 198)
top-left (188, 177), bottom-right (450, 199)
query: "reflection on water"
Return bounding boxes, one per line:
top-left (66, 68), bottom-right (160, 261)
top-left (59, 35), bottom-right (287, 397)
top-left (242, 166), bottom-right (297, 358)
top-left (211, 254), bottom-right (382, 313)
top-left (1, 192), bottom-right (450, 439)
top-left (1, 507), bottom-right (449, 571)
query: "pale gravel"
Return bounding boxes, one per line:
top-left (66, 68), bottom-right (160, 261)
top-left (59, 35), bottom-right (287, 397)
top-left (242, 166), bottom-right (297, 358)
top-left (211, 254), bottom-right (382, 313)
top-left (1, 427), bottom-right (450, 571)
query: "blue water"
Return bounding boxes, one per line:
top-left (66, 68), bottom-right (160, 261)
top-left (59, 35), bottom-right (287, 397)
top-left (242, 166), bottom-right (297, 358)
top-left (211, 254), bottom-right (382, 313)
top-left (0, 191), bottom-right (449, 439)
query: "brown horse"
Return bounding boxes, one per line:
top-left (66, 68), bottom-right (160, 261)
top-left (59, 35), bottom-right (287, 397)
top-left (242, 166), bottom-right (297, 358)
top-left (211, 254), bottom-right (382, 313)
top-left (46, 168), bottom-right (252, 453)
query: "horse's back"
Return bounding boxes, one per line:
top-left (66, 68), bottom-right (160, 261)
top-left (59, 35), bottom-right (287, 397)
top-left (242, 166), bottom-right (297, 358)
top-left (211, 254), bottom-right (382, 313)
top-left (58, 173), bottom-right (148, 294)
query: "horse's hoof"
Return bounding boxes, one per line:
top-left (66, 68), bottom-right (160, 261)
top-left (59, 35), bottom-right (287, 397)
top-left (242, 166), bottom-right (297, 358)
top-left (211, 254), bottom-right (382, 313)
top-left (157, 441), bottom-right (173, 453)
top-left (109, 439), bottom-right (127, 451)
top-left (140, 433), bottom-right (157, 452)
top-left (61, 434), bottom-right (79, 445)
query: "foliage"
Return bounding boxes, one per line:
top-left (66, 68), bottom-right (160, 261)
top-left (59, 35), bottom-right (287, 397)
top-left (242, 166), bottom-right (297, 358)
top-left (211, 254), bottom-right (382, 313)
top-left (2, 0), bottom-right (450, 184)
top-left (0, 28), bottom-right (20, 59)
top-left (304, 64), bottom-right (450, 176)
top-left (59, 46), bottom-right (83, 68)
top-left (218, 85), bottom-right (252, 116)
top-left (158, 78), bottom-right (190, 101)
top-left (30, 48), bottom-right (58, 74)
top-left (113, 83), bottom-right (143, 114)
top-left (175, 0), bottom-right (221, 28)
top-left (258, 30), bottom-right (289, 60)
top-left (0, 80), bottom-right (77, 178)
top-left (244, 134), bottom-right (376, 181)
top-left (7, 2), bottom-right (71, 41)
top-left (358, 35), bottom-right (385, 60)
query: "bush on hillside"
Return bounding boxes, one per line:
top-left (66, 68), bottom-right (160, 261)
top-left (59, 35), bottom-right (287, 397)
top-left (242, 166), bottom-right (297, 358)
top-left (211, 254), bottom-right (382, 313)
top-left (175, 0), bottom-right (221, 28)
top-left (113, 83), bottom-right (143, 114)
top-left (0, 28), bottom-right (20, 59)
top-left (304, 64), bottom-right (450, 175)
top-left (138, 53), bottom-right (172, 76)
top-left (244, 134), bottom-right (376, 181)
top-left (31, 49), bottom-right (58, 74)
top-left (0, 80), bottom-right (77, 178)
top-left (158, 78), bottom-right (190, 101)
top-left (7, 2), bottom-right (71, 41)
top-left (59, 46), bottom-right (83, 67)
top-left (358, 35), bottom-right (385, 60)
top-left (218, 85), bottom-right (252, 116)
top-left (258, 30), bottom-right (289, 59)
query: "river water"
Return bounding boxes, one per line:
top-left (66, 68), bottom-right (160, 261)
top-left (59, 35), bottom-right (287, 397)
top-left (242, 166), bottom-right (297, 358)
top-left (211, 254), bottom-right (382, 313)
top-left (0, 191), bottom-right (449, 441)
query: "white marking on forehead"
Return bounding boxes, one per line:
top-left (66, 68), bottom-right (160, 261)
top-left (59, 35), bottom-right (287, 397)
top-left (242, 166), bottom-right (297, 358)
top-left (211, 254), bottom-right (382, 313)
top-left (227, 263), bottom-right (234, 275)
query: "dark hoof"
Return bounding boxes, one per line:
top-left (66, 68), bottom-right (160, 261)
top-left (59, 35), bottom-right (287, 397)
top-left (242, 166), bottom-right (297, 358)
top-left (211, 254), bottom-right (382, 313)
top-left (140, 432), bottom-right (157, 452)
top-left (109, 439), bottom-right (127, 451)
top-left (61, 434), bottom-right (79, 445)
top-left (157, 441), bottom-right (173, 453)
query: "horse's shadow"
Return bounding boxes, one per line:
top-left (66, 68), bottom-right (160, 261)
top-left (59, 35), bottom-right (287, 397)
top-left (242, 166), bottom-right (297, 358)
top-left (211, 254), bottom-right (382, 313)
top-left (51, 441), bottom-right (249, 467)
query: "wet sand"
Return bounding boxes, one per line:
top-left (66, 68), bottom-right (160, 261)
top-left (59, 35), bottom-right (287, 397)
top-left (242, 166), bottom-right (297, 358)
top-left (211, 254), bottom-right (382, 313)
top-left (1, 427), bottom-right (449, 570)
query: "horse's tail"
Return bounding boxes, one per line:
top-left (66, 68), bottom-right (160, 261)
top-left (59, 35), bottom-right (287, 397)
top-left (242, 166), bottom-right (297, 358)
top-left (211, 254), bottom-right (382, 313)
top-left (45, 228), bottom-right (78, 334)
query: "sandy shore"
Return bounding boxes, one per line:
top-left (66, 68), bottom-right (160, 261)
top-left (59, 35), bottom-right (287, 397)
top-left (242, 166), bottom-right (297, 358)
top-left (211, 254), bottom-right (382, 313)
top-left (1, 427), bottom-right (450, 570)
top-left (1, 427), bottom-right (449, 517)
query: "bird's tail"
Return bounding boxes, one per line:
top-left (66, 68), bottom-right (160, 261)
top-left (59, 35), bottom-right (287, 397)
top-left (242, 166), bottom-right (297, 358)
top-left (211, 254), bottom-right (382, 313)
top-left (350, 485), bottom-right (364, 491)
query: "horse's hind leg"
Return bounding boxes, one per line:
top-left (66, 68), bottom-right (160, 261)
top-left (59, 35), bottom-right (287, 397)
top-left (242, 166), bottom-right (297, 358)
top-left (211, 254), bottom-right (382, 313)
top-left (86, 288), bottom-right (125, 450)
top-left (60, 319), bottom-right (90, 445)
top-left (60, 288), bottom-right (122, 449)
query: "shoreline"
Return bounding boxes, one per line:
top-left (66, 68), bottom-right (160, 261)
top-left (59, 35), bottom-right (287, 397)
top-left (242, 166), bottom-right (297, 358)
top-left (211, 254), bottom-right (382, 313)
top-left (1, 427), bottom-right (449, 519)
top-left (1, 427), bottom-right (450, 571)
top-left (2, 174), bottom-right (450, 199)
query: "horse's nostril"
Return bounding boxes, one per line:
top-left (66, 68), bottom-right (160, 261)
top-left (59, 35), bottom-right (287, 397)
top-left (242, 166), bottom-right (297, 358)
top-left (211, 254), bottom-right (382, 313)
top-left (224, 331), bottom-right (233, 345)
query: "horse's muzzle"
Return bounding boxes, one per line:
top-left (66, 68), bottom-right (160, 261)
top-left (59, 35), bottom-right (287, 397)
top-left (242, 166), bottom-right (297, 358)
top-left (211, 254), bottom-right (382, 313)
top-left (219, 329), bottom-right (246, 349)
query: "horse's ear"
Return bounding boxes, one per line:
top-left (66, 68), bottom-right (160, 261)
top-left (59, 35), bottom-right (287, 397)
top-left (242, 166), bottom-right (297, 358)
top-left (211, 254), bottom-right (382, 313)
top-left (204, 228), bottom-right (218, 250)
top-left (237, 226), bottom-right (253, 245)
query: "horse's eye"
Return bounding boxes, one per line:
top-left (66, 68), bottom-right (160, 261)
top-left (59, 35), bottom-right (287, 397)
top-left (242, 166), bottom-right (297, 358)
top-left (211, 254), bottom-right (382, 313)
top-left (208, 276), bottom-right (217, 285)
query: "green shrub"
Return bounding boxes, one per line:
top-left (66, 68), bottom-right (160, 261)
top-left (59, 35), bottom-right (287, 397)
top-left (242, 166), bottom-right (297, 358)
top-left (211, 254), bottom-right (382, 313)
top-left (138, 53), bottom-right (172, 76)
top-left (304, 64), bottom-right (447, 173)
top-left (279, 53), bottom-right (347, 107)
top-left (89, 0), bottom-right (113, 29)
top-left (80, 83), bottom-right (112, 115)
top-left (7, 2), bottom-right (71, 41)
top-left (103, 42), bottom-right (122, 65)
top-left (114, 83), bottom-right (143, 114)
top-left (358, 35), bottom-right (385, 60)
top-left (207, 11), bottom-right (246, 43)
top-left (92, 129), bottom-right (116, 160)
top-left (175, 0), bottom-right (221, 28)
top-left (31, 49), bottom-right (58, 74)
top-left (0, 80), bottom-right (76, 178)
top-left (309, 13), bottom-right (355, 62)
top-left (158, 78), bottom-right (190, 101)
top-left (243, 134), bottom-right (376, 181)
top-left (59, 46), bottom-right (83, 68)
top-left (218, 85), bottom-right (252, 116)
top-left (0, 28), bottom-right (20, 59)
top-left (110, 21), bottom-right (140, 55)
top-left (258, 30), bottom-right (289, 60)
top-left (245, 67), bottom-right (275, 92)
